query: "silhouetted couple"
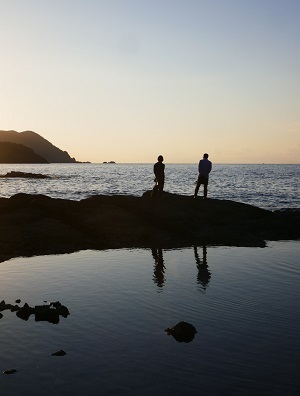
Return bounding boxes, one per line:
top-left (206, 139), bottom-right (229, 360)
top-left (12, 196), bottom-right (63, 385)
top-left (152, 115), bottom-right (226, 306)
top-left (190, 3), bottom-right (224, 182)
top-left (151, 152), bottom-right (212, 199)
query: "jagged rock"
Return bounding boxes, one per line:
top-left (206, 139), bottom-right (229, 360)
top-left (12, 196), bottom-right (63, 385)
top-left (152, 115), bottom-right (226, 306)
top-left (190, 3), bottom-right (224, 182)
top-left (50, 301), bottom-right (70, 317)
top-left (0, 300), bottom-right (6, 311)
top-left (0, 300), bottom-right (20, 312)
top-left (16, 304), bottom-right (34, 321)
top-left (34, 308), bottom-right (60, 324)
top-left (1, 300), bottom-right (69, 324)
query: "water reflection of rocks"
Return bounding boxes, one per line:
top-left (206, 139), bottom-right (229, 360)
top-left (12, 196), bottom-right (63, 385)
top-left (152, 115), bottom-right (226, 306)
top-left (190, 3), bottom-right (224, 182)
top-left (0, 300), bottom-right (70, 324)
top-left (152, 246), bottom-right (211, 292)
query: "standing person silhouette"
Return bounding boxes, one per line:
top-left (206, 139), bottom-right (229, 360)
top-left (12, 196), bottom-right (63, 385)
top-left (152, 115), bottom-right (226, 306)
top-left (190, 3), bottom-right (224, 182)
top-left (194, 153), bottom-right (212, 199)
top-left (152, 155), bottom-right (165, 199)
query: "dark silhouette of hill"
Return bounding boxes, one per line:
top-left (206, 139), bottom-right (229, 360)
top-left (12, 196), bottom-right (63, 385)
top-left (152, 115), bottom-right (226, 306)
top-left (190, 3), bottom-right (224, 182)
top-left (0, 130), bottom-right (77, 163)
top-left (0, 142), bottom-right (48, 163)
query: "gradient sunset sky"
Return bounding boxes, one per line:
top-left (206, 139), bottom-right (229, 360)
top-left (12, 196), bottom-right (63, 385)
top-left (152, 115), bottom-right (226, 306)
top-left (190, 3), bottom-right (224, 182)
top-left (1, 0), bottom-right (299, 163)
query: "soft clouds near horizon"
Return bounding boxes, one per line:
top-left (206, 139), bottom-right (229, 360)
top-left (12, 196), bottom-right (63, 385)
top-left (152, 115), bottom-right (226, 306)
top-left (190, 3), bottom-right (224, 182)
top-left (0, 0), bottom-right (299, 163)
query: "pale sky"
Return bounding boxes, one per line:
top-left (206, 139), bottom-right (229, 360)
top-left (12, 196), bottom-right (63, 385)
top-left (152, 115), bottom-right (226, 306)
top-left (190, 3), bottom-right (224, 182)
top-left (0, 0), bottom-right (299, 163)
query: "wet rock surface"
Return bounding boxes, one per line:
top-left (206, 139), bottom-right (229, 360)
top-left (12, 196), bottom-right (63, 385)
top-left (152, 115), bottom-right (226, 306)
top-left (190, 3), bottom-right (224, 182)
top-left (0, 191), bottom-right (299, 262)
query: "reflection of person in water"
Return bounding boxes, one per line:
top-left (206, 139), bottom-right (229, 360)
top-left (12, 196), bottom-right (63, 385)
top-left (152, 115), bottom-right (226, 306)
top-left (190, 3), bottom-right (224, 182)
top-left (152, 248), bottom-right (166, 289)
top-left (194, 245), bottom-right (211, 291)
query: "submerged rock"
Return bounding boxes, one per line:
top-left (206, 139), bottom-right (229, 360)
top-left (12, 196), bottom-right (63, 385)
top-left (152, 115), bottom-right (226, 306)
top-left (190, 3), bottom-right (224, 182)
top-left (3, 369), bottom-right (17, 374)
top-left (51, 349), bottom-right (66, 356)
top-left (165, 321), bottom-right (197, 343)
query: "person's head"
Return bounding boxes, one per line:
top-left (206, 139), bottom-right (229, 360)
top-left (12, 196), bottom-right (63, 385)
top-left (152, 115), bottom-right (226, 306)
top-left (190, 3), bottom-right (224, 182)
top-left (157, 155), bottom-right (164, 162)
top-left (203, 153), bottom-right (209, 159)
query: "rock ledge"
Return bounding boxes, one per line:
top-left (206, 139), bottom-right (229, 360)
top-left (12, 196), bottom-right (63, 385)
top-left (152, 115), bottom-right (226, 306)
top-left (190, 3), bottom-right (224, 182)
top-left (0, 191), bottom-right (299, 262)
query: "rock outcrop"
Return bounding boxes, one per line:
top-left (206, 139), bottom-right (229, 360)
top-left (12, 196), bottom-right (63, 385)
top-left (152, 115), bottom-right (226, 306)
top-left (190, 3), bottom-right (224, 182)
top-left (0, 171), bottom-right (51, 178)
top-left (0, 191), bottom-right (299, 262)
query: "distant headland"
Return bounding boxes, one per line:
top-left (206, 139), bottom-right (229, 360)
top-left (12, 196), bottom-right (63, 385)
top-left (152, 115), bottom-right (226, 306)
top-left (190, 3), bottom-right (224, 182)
top-left (0, 130), bottom-right (78, 163)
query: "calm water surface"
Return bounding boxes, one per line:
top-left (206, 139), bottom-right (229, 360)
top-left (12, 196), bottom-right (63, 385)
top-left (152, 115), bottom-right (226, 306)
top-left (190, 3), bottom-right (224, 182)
top-left (0, 242), bottom-right (299, 395)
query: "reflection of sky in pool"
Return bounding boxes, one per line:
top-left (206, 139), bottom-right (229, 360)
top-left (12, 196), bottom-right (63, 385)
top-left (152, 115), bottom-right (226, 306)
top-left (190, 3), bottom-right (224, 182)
top-left (1, 242), bottom-right (299, 395)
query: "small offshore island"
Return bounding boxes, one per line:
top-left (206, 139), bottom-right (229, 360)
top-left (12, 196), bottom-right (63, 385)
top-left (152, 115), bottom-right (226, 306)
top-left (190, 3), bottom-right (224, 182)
top-left (0, 191), bottom-right (299, 262)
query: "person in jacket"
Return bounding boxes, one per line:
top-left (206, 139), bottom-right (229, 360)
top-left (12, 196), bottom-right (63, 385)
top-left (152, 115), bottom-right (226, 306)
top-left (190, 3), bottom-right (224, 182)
top-left (194, 153), bottom-right (212, 199)
top-left (152, 155), bottom-right (165, 199)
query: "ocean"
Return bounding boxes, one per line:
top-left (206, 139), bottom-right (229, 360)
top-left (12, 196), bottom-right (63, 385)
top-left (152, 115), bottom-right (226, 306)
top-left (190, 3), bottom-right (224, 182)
top-left (0, 163), bottom-right (299, 395)
top-left (0, 163), bottom-right (299, 210)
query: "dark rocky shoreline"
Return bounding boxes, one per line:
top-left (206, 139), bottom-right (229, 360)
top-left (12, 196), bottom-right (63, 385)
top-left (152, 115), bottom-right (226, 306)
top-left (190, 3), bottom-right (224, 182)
top-left (0, 171), bottom-right (51, 178)
top-left (0, 191), bottom-right (299, 262)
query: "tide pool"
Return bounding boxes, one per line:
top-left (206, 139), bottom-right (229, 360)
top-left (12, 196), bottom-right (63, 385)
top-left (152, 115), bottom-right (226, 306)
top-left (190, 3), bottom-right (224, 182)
top-left (0, 242), bottom-right (299, 395)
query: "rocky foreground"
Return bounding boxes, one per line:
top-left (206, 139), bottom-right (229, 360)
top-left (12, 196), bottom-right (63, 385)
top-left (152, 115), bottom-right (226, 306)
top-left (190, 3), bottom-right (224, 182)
top-left (0, 192), bottom-right (299, 262)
